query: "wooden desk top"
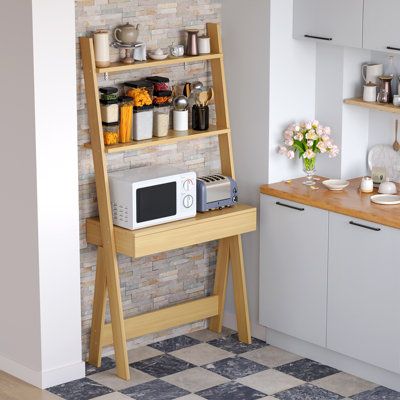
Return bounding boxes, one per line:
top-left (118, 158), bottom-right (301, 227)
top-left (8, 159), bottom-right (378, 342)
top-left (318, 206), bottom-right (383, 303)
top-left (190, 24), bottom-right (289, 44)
top-left (260, 177), bottom-right (400, 229)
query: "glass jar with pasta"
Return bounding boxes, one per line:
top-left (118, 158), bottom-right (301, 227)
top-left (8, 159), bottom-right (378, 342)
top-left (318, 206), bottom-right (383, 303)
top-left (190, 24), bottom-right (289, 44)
top-left (119, 96), bottom-right (133, 143)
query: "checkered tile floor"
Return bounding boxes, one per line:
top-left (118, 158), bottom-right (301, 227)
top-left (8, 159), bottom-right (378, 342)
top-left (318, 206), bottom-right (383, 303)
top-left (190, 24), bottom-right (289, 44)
top-left (47, 329), bottom-right (400, 400)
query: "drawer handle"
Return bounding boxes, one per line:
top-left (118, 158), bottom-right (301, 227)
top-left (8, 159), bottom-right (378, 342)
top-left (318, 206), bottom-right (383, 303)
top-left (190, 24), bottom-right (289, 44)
top-left (276, 201), bottom-right (305, 212)
top-left (349, 221), bottom-right (381, 232)
top-left (387, 46), bottom-right (400, 51)
top-left (304, 34), bottom-right (333, 41)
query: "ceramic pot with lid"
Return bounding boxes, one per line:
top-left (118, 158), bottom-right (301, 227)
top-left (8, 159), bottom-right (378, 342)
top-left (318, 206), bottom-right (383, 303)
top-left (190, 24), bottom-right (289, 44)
top-left (113, 23), bottom-right (141, 45)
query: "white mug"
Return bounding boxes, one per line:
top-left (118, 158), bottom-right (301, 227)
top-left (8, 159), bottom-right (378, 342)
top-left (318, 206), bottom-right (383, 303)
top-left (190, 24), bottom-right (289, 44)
top-left (362, 63), bottom-right (383, 84)
top-left (363, 82), bottom-right (377, 102)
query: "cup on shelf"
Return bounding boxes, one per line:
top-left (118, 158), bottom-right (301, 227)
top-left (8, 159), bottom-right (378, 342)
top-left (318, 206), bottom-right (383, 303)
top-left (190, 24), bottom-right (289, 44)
top-left (363, 82), bottom-right (377, 102)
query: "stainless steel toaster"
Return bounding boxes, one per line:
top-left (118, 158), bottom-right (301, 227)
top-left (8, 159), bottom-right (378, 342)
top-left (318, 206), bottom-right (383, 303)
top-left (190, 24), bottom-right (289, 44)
top-left (196, 174), bottom-right (238, 212)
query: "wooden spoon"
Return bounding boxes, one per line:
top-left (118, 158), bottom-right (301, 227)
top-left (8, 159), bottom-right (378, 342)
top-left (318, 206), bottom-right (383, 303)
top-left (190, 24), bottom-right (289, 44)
top-left (393, 119), bottom-right (400, 152)
top-left (198, 91), bottom-right (209, 107)
top-left (206, 87), bottom-right (214, 105)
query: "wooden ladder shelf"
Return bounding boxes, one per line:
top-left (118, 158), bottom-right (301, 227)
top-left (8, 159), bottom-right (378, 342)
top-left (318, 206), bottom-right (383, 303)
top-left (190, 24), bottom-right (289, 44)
top-left (80, 23), bottom-right (257, 380)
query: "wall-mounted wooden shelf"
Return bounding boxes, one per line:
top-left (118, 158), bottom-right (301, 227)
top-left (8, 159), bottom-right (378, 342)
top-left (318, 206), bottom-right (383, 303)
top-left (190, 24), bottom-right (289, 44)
top-left (97, 53), bottom-right (223, 74)
top-left (344, 97), bottom-right (400, 114)
top-left (84, 125), bottom-right (229, 153)
top-left (86, 204), bottom-right (257, 258)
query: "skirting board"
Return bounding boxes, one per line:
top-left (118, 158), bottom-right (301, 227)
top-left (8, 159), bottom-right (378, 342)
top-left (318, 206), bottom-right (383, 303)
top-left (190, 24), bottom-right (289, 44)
top-left (267, 328), bottom-right (400, 393)
top-left (0, 353), bottom-right (85, 389)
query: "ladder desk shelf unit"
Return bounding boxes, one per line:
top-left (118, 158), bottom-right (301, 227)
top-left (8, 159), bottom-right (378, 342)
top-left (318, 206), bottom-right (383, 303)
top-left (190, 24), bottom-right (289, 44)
top-left (80, 23), bottom-right (257, 381)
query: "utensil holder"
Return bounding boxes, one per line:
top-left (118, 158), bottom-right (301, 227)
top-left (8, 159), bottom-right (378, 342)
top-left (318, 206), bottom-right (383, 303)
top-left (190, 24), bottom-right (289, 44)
top-left (173, 110), bottom-right (188, 131)
top-left (192, 105), bottom-right (209, 131)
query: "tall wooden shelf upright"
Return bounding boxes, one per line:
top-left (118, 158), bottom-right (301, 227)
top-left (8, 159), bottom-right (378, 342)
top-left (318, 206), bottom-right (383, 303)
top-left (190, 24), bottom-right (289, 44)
top-left (80, 23), bottom-right (257, 380)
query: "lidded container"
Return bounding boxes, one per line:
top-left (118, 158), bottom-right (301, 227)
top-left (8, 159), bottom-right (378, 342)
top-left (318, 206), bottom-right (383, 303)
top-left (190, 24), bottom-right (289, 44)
top-left (119, 96), bottom-right (133, 143)
top-left (146, 76), bottom-right (172, 106)
top-left (133, 105), bottom-right (154, 141)
top-left (99, 86), bottom-right (119, 101)
top-left (124, 80), bottom-right (153, 108)
top-left (153, 104), bottom-right (170, 137)
top-left (103, 122), bottom-right (119, 146)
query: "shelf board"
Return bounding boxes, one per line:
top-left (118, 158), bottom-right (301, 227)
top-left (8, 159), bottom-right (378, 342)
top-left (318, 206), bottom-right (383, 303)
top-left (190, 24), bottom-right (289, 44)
top-left (84, 125), bottom-right (230, 153)
top-left (96, 53), bottom-right (223, 74)
top-left (344, 97), bottom-right (400, 114)
top-left (86, 204), bottom-right (257, 258)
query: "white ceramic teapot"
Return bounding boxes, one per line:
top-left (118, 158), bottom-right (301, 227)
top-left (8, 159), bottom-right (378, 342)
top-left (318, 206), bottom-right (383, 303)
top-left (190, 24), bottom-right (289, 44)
top-left (113, 23), bottom-right (140, 45)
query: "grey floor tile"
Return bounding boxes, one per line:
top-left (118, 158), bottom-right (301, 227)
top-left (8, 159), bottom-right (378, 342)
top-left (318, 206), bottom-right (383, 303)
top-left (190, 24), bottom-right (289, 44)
top-left (197, 381), bottom-right (266, 400)
top-left (274, 383), bottom-right (343, 400)
top-left (149, 335), bottom-right (201, 353)
top-left (120, 379), bottom-right (189, 400)
top-left (352, 386), bottom-right (400, 400)
top-left (204, 356), bottom-right (267, 379)
top-left (276, 358), bottom-right (339, 382)
top-left (86, 357), bottom-right (116, 376)
top-left (207, 334), bottom-right (267, 354)
top-left (130, 354), bottom-right (195, 378)
top-left (47, 378), bottom-right (113, 400)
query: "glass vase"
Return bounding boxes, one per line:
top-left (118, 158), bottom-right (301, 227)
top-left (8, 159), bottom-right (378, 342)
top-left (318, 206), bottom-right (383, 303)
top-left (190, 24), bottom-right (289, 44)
top-left (303, 157), bottom-right (316, 186)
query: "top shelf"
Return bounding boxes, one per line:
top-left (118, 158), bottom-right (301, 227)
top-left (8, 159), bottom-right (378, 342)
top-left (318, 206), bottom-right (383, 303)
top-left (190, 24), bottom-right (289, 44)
top-left (96, 53), bottom-right (223, 74)
top-left (344, 97), bottom-right (400, 114)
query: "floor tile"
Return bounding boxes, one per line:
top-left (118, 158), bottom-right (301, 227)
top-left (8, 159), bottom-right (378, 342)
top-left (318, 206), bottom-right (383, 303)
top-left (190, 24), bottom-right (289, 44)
top-left (175, 395), bottom-right (207, 400)
top-left (276, 358), bottom-right (339, 382)
top-left (312, 372), bottom-right (377, 397)
top-left (149, 335), bottom-right (201, 353)
top-left (86, 357), bottom-right (116, 376)
top-left (162, 366), bottom-right (229, 392)
top-left (89, 367), bottom-right (154, 391)
top-left (124, 346), bottom-right (163, 363)
top-left (352, 386), bottom-right (400, 400)
top-left (204, 356), bottom-right (267, 380)
top-left (187, 328), bottom-right (235, 343)
top-left (207, 334), bottom-right (267, 354)
top-left (130, 354), bottom-right (195, 378)
top-left (92, 393), bottom-right (132, 400)
top-left (237, 369), bottom-right (303, 396)
top-left (47, 378), bottom-right (113, 400)
top-left (120, 379), bottom-right (189, 400)
top-left (274, 383), bottom-right (343, 400)
top-left (197, 381), bottom-right (266, 400)
top-left (241, 346), bottom-right (302, 368)
top-left (171, 343), bottom-right (233, 366)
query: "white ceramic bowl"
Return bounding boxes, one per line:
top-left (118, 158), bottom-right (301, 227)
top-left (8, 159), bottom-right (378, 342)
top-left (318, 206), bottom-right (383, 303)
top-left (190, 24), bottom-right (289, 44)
top-left (148, 53), bottom-right (168, 60)
top-left (322, 179), bottom-right (350, 191)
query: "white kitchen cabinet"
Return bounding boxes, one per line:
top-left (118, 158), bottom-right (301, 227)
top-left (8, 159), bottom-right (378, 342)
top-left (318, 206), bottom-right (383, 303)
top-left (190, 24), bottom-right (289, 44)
top-left (293, 0), bottom-right (364, 48)
top-left (327, 213), bottom-right (400, 373)
top-left (259, 195), bottom-right (329, 347)
top-left (364, 0), bottom-right (400, 52)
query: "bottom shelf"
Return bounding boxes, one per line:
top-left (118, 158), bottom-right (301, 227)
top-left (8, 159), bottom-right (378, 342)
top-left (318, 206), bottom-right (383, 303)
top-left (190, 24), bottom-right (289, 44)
top-left (86, 204), bottom-right (257, 258)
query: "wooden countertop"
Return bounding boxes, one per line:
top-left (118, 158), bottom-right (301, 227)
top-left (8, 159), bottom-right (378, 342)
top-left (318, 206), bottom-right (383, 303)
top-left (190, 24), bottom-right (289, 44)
top-left (260, 177), bottom-right (400, 229)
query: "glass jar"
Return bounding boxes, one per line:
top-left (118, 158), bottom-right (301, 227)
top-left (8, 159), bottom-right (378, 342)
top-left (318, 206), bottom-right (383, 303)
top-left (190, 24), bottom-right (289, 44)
top-left (124, 80), bottom-right (153, 108)
top-left (153, 90), bottom-right (172, 106)
top-left (119, 96), bottom-right (133, 143)
top-left (103, 122), bottom-right (119, 146)
top-left (146, 76), bottom-right (170, 92)
top-left (100, 99), bottom-right (119, 124)
top-left (153, 104), bottom-right (170, 137)
top-left (99, 86), bottom-right (118, 101)
top-left (132, 106), bottom-right (154, 141)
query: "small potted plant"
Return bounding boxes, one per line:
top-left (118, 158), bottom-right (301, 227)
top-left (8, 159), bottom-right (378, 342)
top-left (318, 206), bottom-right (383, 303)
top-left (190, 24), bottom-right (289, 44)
top-left (279, 120), bottom-right (339, 185)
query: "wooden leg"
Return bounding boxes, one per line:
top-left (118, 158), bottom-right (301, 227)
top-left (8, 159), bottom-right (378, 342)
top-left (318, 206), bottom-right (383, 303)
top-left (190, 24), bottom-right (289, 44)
top-left (229, 235), bottom-right (252, 344)
top-left (103, 251), bottom-right (130, 380)
top-left (88, 247), bottom-right (107, 367)
top-left (209, 238), bottom-right (230, 333)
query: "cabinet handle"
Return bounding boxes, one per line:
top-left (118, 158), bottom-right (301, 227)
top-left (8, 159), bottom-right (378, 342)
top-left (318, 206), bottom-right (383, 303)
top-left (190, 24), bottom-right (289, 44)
top-left (349, 221), bottom-right (381, 232)
top-left (276, 201), bottom-right (305, 212)
top-left (304, 34), bottom-right (333, 41)
top-left (387, 46), bottom-right (400, 51)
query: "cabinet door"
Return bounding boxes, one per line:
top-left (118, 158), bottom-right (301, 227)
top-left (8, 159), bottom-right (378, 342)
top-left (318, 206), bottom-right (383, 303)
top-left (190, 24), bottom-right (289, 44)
top-left (327, 213), bottom-right (400, 373)
top-left (364, 0), bottom-right (400, 52)
top-left (259, 195), bottom-right (329, 347)
top-left (293, 0), bottom-right (364, 48)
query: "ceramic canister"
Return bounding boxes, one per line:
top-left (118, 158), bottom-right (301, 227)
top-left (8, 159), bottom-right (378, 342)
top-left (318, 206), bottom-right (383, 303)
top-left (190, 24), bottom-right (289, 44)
top-left (93, 30), bottom-right (110, 68)
top-left (363, 82), bottom-right (377, 102)
top-left (198, 36), bottom-right (211, 54)
top-left (173, 110), bottom-right (188, 131)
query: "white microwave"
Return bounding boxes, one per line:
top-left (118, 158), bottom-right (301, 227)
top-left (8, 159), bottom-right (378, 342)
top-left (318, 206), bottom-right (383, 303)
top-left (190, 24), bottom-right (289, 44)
top-left (108, 166), bottom-right (196, 230)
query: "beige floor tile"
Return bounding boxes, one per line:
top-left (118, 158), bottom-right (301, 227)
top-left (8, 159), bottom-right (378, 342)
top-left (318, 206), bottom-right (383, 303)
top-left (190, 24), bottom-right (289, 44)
top-left (241, 346), bottom-right (302, 368)
top-left (237, 369), bottom-right (303, 395)
top-left (92, 393), bottom-right (132, 400)
top-left (162, 366), bottom-right (229, 392)
top-left (89, 367), bottom-right (154, 391)
top-left (119, 346), bottom-right (164, 363)
top-left (186, 328), bottom-right (234, 342)
top-left (175, 395), bottom-right (207, 400)
top-left (171, 343), bottom-right (233, 366)
top-left (312, 372), bottom-right (378, 397)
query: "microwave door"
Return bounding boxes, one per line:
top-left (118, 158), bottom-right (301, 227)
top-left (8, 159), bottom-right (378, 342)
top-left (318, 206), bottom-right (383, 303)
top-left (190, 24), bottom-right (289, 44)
top-left (136, 182), bottom-right (177, 223)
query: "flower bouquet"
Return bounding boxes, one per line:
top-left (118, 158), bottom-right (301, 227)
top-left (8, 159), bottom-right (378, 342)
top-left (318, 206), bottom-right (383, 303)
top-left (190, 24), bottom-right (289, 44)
top-left (279, 120), bottom-right (339, 185)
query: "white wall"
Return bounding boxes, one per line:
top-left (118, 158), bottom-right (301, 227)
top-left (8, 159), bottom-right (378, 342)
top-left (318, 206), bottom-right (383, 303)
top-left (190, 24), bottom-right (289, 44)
top-left (0, 0), bottom-right (84, 388)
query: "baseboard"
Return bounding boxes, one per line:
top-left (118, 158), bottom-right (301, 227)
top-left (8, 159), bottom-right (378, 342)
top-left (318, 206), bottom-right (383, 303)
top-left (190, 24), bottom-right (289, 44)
top-left (222, 311), bottom-right (266, 341)
top-left (267, 328), bottom-right (400, 392)
top-left (0, 353), bottom-right (85, 389)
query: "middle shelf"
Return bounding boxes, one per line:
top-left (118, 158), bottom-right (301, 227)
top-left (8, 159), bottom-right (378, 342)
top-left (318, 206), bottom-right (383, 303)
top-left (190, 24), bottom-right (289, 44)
top-left (86, 204), bottom-right (257, 258)
top-left (84, 125), bottom-right (230, 153)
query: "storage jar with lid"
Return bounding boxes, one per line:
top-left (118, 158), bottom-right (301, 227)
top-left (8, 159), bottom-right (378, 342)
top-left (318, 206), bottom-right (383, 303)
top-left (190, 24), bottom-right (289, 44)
top-left (132, 105), bottom-right (154, 141)
top-left (99, 86), bottom-right (119, 101)
top-left (119, 96), bottom-right (133, 143)
top-left (124, 80), bottom-right (153, 108)
top-left (153, 104), bottom-right (170, 137)
top-left (103, 122), bottom-right (119, 146)
top-left (146, 76), bottom-right (170, 92)
top-left (100, 99), bottom-right (119, 124)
